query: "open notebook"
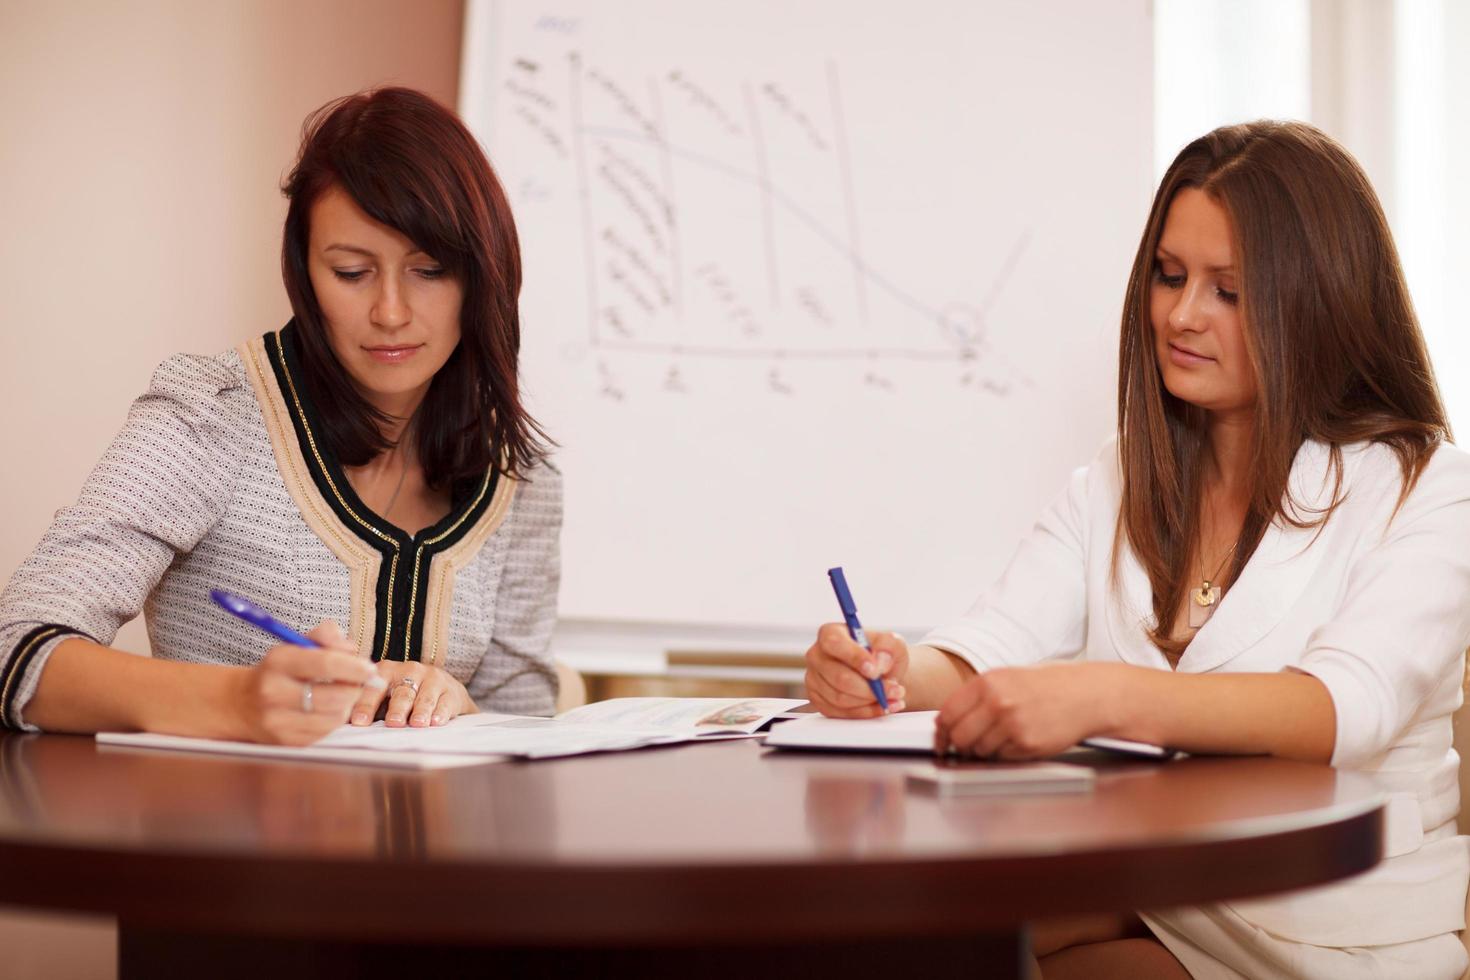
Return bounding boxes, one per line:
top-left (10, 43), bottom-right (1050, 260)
top-left (98, 696), bottom-right (807, 769)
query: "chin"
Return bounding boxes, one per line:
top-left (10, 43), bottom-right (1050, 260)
top-left (1160, 377), bottom-right (1212, 409)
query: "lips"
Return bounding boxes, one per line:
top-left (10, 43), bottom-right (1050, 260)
top-left (363, 344), bottom-right (423, 363)
top-left (1167, 341), bottom-right (1214, 366)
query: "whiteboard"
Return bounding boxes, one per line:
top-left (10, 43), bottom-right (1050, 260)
top-left (461, 1), bottom-right (1153, 635)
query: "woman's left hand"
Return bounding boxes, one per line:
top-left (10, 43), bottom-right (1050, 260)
top-left (934, 663), bottom-right (1117, 759)
top-left (349, 662), bottom-right (478, 728)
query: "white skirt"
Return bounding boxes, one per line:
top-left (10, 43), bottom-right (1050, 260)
top-left (1140, 905), bottom-right (1467, 979)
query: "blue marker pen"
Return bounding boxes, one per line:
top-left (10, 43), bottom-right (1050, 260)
top-left (826, 567), bottom-right (890, 712)
top-left (210, 589), bottom-right (322, 648)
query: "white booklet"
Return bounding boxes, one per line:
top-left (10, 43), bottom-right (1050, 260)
top-left (764, 710), bottom-right (1173, 759)
top-left (763, 710), bottom-right (939, 753)
top-left (98, 696), bottom-right (808, 769)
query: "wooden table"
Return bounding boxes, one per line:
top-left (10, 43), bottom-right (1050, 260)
top-left (0, 733), bottom-right (1382, 978)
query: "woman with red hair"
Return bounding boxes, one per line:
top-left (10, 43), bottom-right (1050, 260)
top-left (0, 88), bottom-right (561, 744)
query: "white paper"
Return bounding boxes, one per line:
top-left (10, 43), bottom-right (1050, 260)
top-left (555, 697), bottom-right (807, 734)
top-left (97, 696), bottom-right (810, 766)
top-left (95, 731), bottom-right (498, 769)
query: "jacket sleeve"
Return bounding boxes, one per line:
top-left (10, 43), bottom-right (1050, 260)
top-left (0, 354), bottom-right (246, 730)
top-left (1294, 451), bottom-right (1470, 768)
top-left (920, 457), bottom-right (1094, 673)
top-left (466, 461), bottom-right (562, 716)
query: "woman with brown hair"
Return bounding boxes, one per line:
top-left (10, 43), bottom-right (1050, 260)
top-left (805, 121), bottom-right (1470, 977)
top-left (0, 87), bottom-right (561, 744)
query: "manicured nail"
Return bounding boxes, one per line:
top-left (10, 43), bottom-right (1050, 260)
top-left (352, 712), bottom-right (368, 725)
top-left (363, 674), bottom-right (387, 689)
top-left (891, 700), bottom-right (906, 713)
top-left (432, 715), bottom-right (445, 726)
top-left (861, 660), bottom-right (878, 679)
top-left (876, 652), bottom-right (893, 673)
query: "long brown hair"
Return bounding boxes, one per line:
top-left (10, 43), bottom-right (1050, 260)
top-left (1117, 121), bottom-right (1449, 658)
top-left (281, 87), bottom-right (550, 487)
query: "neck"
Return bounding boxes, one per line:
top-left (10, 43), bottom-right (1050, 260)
top-left (364, 384), bottom-right (429, 448)
top-left (1204, 410), bottom-right (1253, 500)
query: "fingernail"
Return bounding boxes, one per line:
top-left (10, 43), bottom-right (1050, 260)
top-left (364, 675), bottom-right (387, 689)
top-left (877, 652), bottom-right (893, 673)
top-left (861, 661), bottom-right (878, 679)
top-left (352, 713), bottom-right (368, 725)
top-left (432, 715), bottom-right (444, 726)
top-left (892, 700), bottom-right (906, 712)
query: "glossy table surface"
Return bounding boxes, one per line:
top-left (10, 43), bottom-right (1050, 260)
top-left (0, 733), bottom-right (1383, 946)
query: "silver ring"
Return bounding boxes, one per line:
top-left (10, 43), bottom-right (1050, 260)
top-left (393, 676), bottom-right (420, 696)
top-left (301, 681), bottom-right (314, 714)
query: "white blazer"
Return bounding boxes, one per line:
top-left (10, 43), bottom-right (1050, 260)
top-left (923, 437), bottom-right (1470, 949)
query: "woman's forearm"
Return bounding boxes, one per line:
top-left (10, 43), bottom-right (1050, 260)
top-left (24, 638), bottom-right (246, 738)
top-left (1097, 664), bottom-right (1337, 763)
top-left (903, 644), bottom-right (977, 710)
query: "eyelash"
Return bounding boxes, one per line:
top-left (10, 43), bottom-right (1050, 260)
top-left (1152, 267), bottom-right (1238, 305)
top-left (331, 267), bottom-right (447, 283)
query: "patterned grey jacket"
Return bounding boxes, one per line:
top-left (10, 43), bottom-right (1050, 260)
top-left (0, 324), bottom-right (561, 728)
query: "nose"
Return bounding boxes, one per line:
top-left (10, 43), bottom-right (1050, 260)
top-left (1167, 280), bottom-right (1210, 333)
top-left (370, 272), bottom-right (411, 330)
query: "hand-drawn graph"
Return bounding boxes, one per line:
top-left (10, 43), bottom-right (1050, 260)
top-left (485, 27), bottom-right (1031, 397)
top-left (461, 1), bottom-right (1150, 632)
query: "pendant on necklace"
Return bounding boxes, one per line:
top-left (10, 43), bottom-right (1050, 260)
top-left (1188, 581), bottom-right (1220, 629)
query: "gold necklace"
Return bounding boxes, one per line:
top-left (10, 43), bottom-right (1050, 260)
top-left (380, 459), bottom-right (409, 519)
top-left (1188, 539), bottom-right (1237, 629)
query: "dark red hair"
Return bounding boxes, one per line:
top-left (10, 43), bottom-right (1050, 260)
top-left (281, 86), bottom-right (549, 486)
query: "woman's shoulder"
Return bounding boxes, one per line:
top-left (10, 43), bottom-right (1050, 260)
top-left (507, 454), bottom-right (564, 513)
top-left (1075, 434), bottom-right (1123, 499)
top-left (1335, 437), bottom-right (1470, 488)
top-left (138, 348), bottom-right (253, 426)
top-left (1326, 439), bottom-right (1470, 527)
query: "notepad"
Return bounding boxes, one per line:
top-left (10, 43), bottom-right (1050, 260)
top-left (906, 761), bottom-right (1095, 796)
top-left (763, 710), bottom-right (1174, 759)
top-left (764, 710), bottom-right (940, 752)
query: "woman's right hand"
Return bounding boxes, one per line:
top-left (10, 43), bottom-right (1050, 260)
top-left (229, 621), bottom-right (384, 745)
top-left (804, 623), bottom-right (908, 718)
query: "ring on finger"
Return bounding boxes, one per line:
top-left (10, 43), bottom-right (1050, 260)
top-left (301, 681), bottom-right (314, 714)
top-left (392, 676), bottom-right (420, 696)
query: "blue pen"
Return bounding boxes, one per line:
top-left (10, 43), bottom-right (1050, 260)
top-left (210, 589), bottom-right (321, 648)
top-left (826, 567), bottom-right (890, 712)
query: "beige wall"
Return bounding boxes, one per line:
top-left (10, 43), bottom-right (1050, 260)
top-left (0, 0), bottom-right (464, 658)
top-left (0, 4), bottom-right (462, 976)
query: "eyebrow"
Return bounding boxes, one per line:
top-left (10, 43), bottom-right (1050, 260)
top-left (323, 244), bottom-right (377, 258)
top-left (1154, 246), bottom-right (1234, 274)
top-left (323, 244), bottom-right (435, 260)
